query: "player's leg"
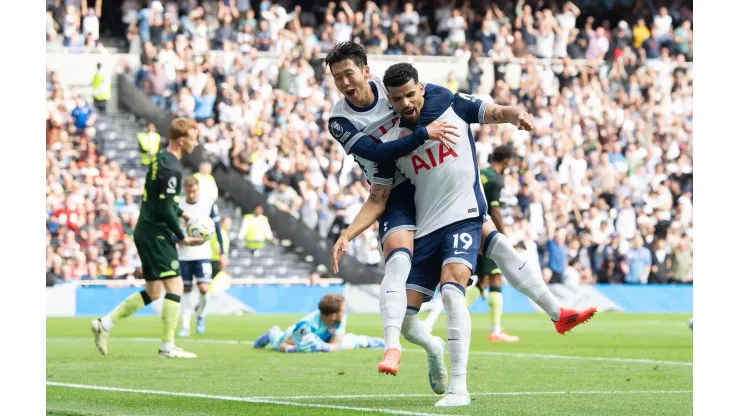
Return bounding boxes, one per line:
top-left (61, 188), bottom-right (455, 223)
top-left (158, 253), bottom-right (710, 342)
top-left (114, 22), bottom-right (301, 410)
top-left (479, 220), bottom-right (596, 334)
top-left (340, 333), bottom-right (385, 350)
top-left (177, 262), bottom-right (195, 337)
top-left (376, 185), bottom-right (416, 374)
top-left (160, 276), bottom-right (196, 358)
top-left (377, 230), bottom-right (413, 374)
top-left (402, 287), bottom-right (447, 395)
top-left (465, 270), bottom-right (485, 308)
top-left (92, 232), bottom-right (159, 355)
top-left (195, 260), bottom-right (213, 335)
top-left (435, 219), bottom-right (482, 407)
top-left (486, 273), bottom-right (519, 342)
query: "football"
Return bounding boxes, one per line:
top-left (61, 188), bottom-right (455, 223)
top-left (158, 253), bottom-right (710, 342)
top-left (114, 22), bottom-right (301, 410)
top-left (186, 217), bottom-right (215, 241)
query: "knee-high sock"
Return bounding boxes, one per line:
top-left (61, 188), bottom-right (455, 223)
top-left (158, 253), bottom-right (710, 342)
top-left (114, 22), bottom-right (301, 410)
top-left (488, 290), bottom-right (503, 334)
top-left (101, 290), bottom-right (152, 331)
top-left (180, 290), bottom-right (195, 330)
top-left (465, 285), bottom-right (481, 308)
top-left (441, 282), bottom-right (470, 394)
top-left (402, 306), bottom-right (443, 354)
top-left (482, 232), bottom-right (562, 320)
top-left (161, 293), bottom-right (181, 351)
top-left (422, 295), bottom-right (445, 329)
top-left (197, 291), bottom-right (210, 318)
top-left (380, 248), bottom-right (411, 351)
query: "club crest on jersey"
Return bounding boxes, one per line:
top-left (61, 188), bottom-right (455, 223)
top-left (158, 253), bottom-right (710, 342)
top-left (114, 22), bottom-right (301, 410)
top-left (411, 143), bottom-right (458, 174)
top-left (330, 121), bottom-right (343, 137)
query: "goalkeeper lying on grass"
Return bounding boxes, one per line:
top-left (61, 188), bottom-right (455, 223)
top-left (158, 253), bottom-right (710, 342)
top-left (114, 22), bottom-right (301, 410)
top-left (253, 293), bottom-right (384, 352)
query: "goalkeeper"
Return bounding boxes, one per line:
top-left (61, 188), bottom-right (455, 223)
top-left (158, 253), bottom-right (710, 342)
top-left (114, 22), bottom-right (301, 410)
top-left (253, 294), bottom-right (384, 352)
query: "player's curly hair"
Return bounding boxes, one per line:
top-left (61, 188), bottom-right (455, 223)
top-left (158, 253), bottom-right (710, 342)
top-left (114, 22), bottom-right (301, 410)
top-left (382, 63), bottom-right (419, 89)
top-left (491, 145), bottom-right (514, 164)
top-left (324, 41), bottom-right (368, 73)
top-left (318, 294), bottom-right (345, 316)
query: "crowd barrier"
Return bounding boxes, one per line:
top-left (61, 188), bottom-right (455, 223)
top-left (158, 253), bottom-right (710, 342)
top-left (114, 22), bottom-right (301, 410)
top-left (47, 283), bottom-right (692, 317)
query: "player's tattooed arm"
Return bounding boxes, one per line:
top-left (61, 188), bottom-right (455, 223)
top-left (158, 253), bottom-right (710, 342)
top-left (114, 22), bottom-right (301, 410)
top-left (333, 179), bottom-right (393, 273)
top-left (344, 183), bottom-right (392, 241)
top-left (484, 104), bottom-right (534, 131)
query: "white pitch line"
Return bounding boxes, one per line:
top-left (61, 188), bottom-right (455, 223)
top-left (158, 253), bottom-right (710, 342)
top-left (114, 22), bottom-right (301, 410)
top-left (46, 337), bottom-right (693, 367)
top-left (46, 381), bottom-right (452, 416)
top-left (250, 390), bottom-right (693, 400)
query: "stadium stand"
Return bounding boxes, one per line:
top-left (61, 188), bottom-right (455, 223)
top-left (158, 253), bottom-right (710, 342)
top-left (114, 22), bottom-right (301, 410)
top-left (47, 1), bottom-right (693, 286)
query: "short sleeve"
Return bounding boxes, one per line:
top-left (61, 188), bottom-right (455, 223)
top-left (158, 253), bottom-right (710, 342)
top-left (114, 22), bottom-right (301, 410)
top-left (452, 93), bottom-right (487, 125)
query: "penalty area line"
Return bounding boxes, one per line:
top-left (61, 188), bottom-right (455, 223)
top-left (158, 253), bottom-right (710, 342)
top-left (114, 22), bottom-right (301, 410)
top-left (45, 381), bottom-right (453, 416)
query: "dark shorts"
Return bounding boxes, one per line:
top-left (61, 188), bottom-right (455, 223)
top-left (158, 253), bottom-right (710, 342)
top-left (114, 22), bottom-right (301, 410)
top-left (181, 259), bottom-right (213, 286)
top-left (378, 180), bottom-right (416, 247)
top-left (406, 217), bottom-right (483, 302)
top-left (475, 255), bottom-right (501, 277)
top-left (133, 227), bottom-right (180, 281)
top-left (211, 260), bottom-right (222, 277)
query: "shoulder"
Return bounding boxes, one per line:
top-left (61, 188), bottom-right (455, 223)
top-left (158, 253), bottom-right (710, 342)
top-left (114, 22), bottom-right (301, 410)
top-left (414, 83), bottom-right (454, 126)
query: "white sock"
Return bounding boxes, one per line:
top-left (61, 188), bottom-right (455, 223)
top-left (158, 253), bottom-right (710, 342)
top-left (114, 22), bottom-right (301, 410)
top-left (379, 249), bottom-right (411, 351)
top-left (197, 291), bottom-right (210, 318)
top-left (484, 232), bottom-right (562, 321)
top-left (402, 308), bottom-right (443, 354)
top-left (161, 340), bottom-right (174, 351)
top-left (441, 283), bottom-right (470, 395)
top-left (423, 296), bottom-right (445, 329)
top-left (180, 291), bottom-right (193, 330)
top-left (100, 315), bottom-right (114, 332)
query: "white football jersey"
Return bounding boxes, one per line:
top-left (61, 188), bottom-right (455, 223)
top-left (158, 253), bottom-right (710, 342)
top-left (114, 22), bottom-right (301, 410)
top-left (385, 85), bottom-right (488, 239)
top-left (178, 197), bottom-right (220, 261)
top-left (328, 77), bottom-right (407, 187)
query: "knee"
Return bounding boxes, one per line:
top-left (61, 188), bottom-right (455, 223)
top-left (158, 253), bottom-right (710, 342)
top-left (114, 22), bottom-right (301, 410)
top-left (146, 286), bottom-right (162, 300)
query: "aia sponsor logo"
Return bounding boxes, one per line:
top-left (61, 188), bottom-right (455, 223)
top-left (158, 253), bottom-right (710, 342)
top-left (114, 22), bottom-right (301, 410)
top-left (411, 143), bottom-right (458, 174)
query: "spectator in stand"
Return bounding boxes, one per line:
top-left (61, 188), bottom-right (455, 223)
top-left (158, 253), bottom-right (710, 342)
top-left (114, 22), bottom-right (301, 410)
top-left (238, 204), bottom-right (276, 253)
top-left (624, 234), bottom-right (652, 284)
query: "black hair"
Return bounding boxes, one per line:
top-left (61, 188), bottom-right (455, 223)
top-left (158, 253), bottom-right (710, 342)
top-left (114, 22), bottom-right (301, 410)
top-left (324, 42), bottom-right (368, 73)
top-left (382, 63), bottom-right (419, 89)
top-left (490, 145), bottom-right (514, 164)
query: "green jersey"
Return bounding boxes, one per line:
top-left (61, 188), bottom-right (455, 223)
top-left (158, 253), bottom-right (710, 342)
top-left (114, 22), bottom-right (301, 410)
top-left (136, 150), bottom-right (186, 241)
top-left (479, 166), bottom-right (504, 213)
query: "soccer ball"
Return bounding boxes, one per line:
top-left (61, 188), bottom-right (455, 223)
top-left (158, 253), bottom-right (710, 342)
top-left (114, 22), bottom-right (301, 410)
top-left (187, 217), bottom-right (215, 241)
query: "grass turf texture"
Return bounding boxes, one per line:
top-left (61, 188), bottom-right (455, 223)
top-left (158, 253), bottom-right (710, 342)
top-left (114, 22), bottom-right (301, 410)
top-left (47, 313), bottom-right (693, 416)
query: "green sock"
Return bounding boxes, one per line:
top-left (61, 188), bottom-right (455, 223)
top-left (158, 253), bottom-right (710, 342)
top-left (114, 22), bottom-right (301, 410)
top-left (108, 290), bottom-right (151, 325)
top-left (465, 285), bottom-right (481, 308)
top-left (488, 291), bottom-right (503, 334)
top-left (162, 293), bottom-right (181, 346)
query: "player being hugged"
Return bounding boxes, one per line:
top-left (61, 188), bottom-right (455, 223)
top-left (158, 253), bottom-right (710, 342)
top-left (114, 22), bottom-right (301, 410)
top-left (325, 41), bottom-right (456, 383)
top-left (176, 176), bottom-right (224, 337)
top-left (253, 294), bottom-right (384, 353)
top-left (90, 118), bottom-right (204, 358)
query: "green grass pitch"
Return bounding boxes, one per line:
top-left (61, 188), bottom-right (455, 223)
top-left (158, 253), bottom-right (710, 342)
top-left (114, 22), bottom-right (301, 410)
top-left (46, 313), bottom-right (693, 415)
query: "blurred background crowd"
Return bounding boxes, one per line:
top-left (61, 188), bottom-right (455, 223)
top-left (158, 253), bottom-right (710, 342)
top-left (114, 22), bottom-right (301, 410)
top-left (46, 0), bottom-right (692, 286)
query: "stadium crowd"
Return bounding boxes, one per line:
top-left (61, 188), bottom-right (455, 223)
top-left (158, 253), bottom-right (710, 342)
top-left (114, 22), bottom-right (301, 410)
top-left (46, 0), bottom-right (693, 286)
top-left (46, 73), bottom-right (144, 285)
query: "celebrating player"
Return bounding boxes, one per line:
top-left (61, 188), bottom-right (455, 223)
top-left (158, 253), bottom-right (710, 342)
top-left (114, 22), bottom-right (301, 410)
top-left (335, 63), bottom-right (597, 406)
top-left (324, 41), bottom-right (455, 387)
top-left (90, 118), bottom-right (204, 358)
top-left (253, 294), bottom-right (384, 352)
top-left (421, 146), bottom-right (520, 342)
top-left (176, 176), bottom-right (225, 337)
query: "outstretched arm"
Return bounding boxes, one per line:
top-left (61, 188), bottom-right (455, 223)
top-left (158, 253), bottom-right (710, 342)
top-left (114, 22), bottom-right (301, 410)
top-left (332, 183), bottom-right (392, 273)
top-left (329, 116), bottom-right (428, 164)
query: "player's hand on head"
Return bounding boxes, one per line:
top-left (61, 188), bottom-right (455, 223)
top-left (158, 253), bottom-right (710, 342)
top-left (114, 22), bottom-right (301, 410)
top-left (425, 120), bottom-right (459, 149)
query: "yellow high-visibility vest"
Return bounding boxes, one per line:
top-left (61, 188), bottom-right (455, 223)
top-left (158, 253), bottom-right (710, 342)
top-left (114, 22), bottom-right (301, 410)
top-left (137, 132), bottom-right (161, 166)
top-left (242, 213), bottom-right (269, 250)
top-left (92, 72), bottom-right (110, 101)
top-left (210, 227), bottom-right (230, 261)
top-left (193, 172), bottom-right (219, 202)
